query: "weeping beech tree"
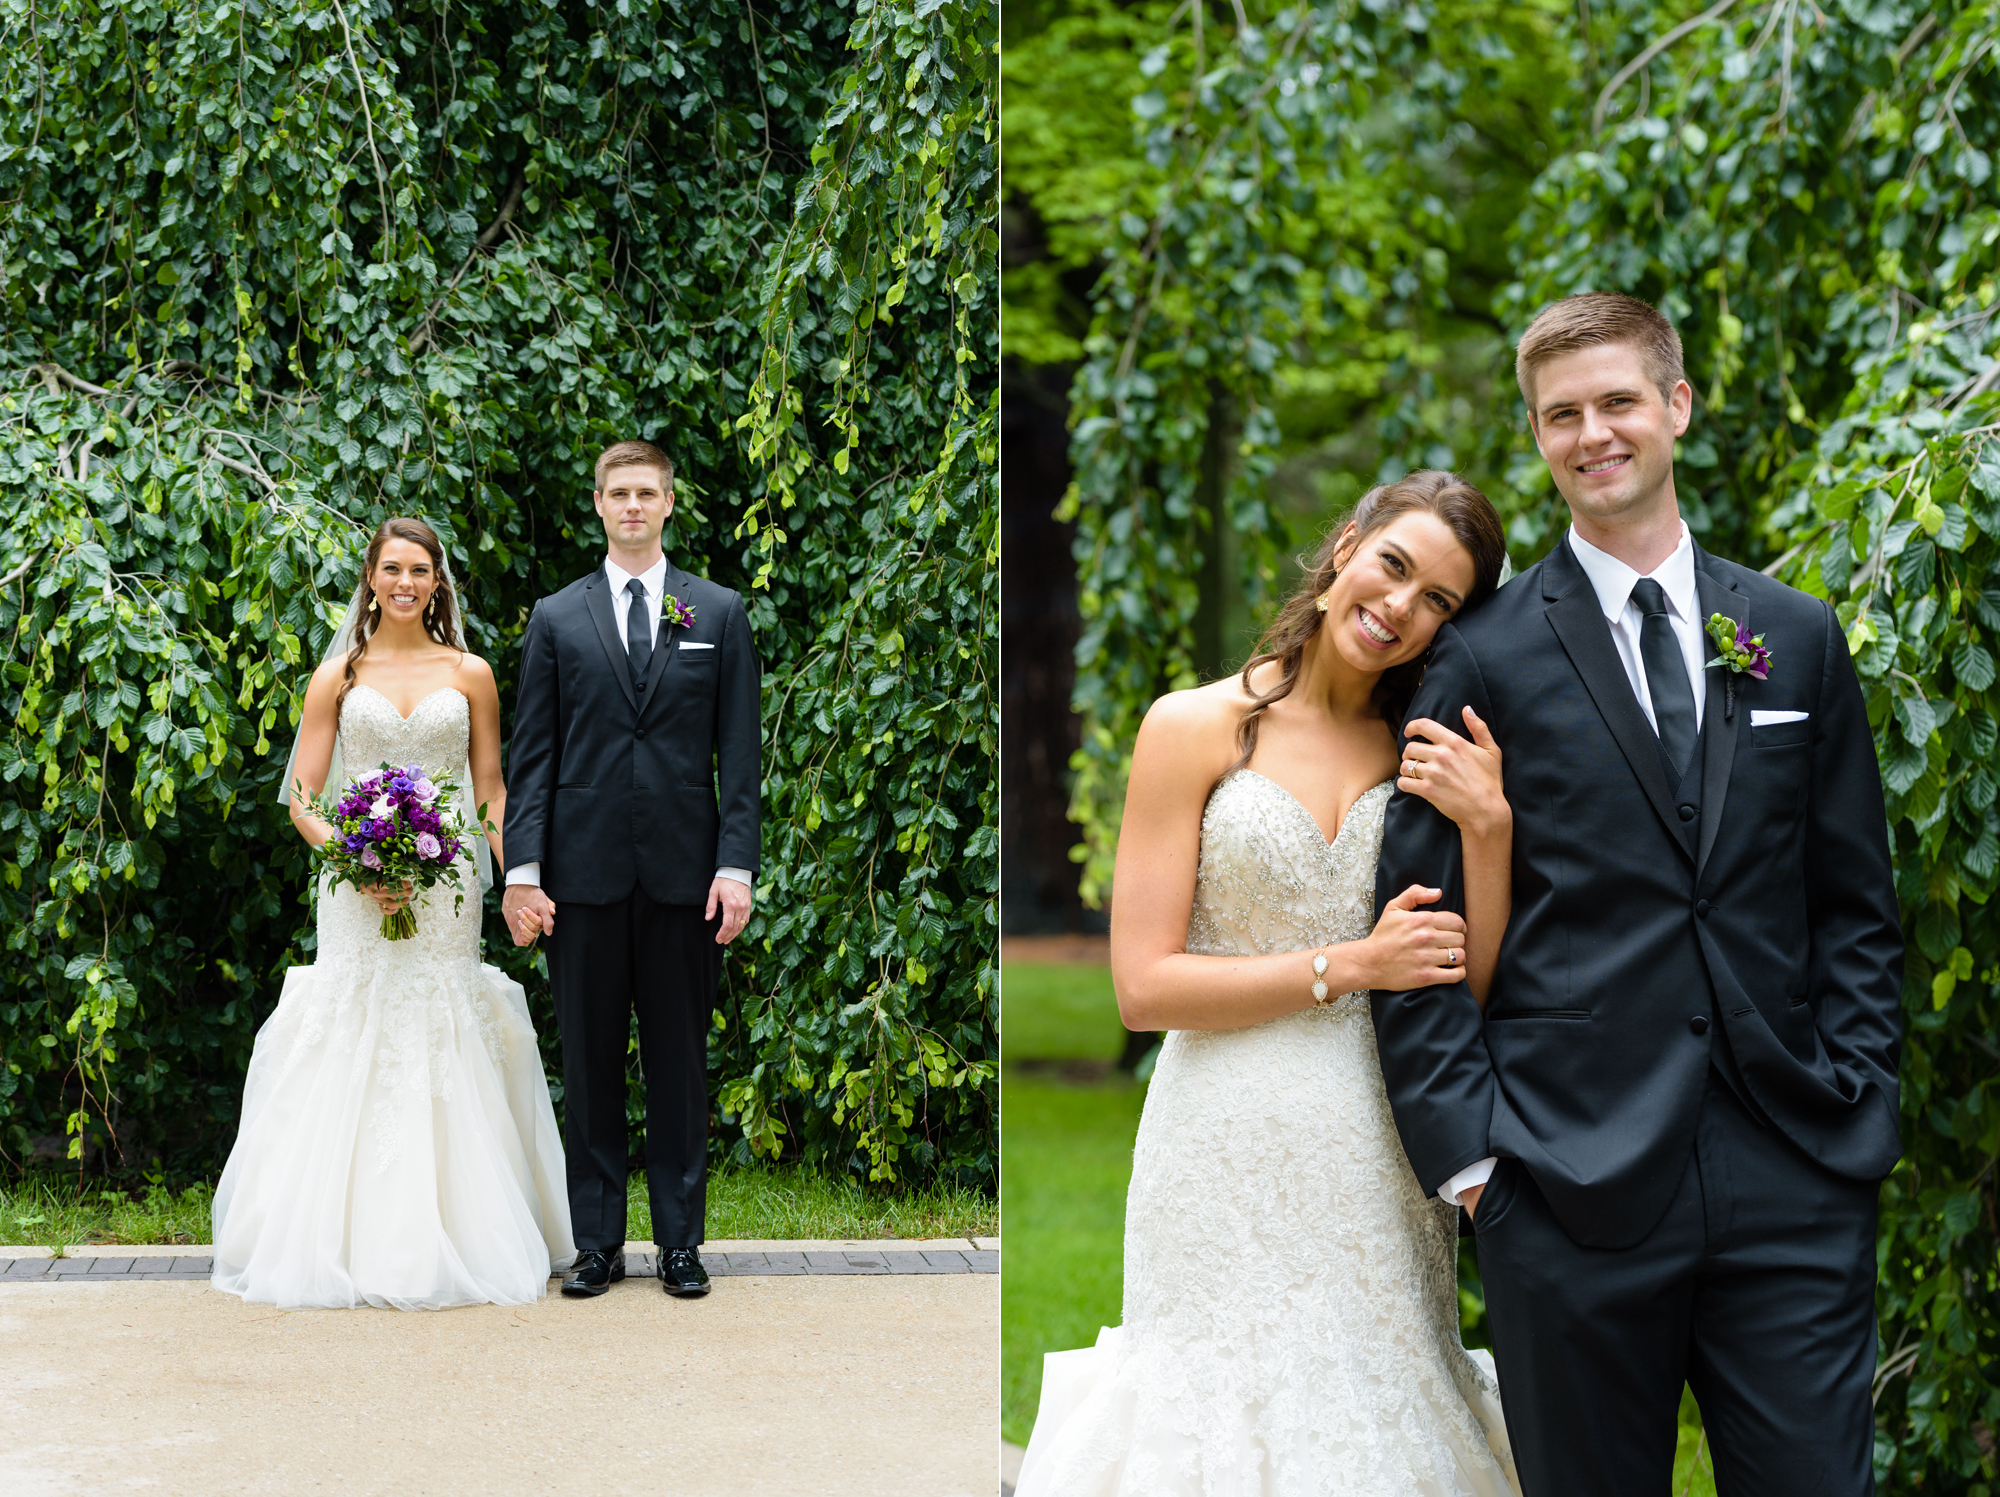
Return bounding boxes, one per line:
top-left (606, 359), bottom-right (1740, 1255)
top-left (1058, 0), bottom-right (1997, 1483)
top-left (0, 0), bottom-right (996, 1189)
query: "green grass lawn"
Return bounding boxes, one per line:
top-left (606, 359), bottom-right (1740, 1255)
top-left (1001, 960), bottom-right (1123, 1061)
top-left (1002, 958), bottom-right (1141, 1446)
top-left (0, 1164), bottom-right (997, 1250)
top-left (1001, 1068), bottom-right (1145, 1447)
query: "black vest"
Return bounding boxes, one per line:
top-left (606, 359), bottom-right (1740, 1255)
top-left (1674, 723), bottom-right (1769, 1121)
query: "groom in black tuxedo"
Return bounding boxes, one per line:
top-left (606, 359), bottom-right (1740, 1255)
top-left (502, 438), bottom-right (761, 1299)
top-left (1374, 294), bottom-right (1903, 1493)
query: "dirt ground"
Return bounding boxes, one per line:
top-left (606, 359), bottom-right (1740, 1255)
top-left (0, 1273), bottom-right (997, 1496)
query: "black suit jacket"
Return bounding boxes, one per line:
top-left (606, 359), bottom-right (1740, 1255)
top-left (1371, 537), bottom-right (1903, 1249)
top-left (503, 559), bottom-right (761, 906)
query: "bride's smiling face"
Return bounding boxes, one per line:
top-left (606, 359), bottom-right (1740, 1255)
top-left (369, 539), bottom-right (439, 626)
top-left (1318, 511), bottom-right (1477, 676)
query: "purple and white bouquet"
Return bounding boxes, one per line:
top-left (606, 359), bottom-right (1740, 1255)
top-left (303, 762), bottom-right (474, 940)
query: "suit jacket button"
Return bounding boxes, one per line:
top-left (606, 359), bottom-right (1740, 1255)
top-left (1695, 898), bottom-right (1711, 918)
top-left (1678, 803), bottom-right (1697, 822)
top-left (1689, 1015), bottom-right (1710, 1036)
top-left (635, 727), bottom-right (647, 740)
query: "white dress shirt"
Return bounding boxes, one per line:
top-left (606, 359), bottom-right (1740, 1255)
top-left (506, 554), bottom-right (752, 893)
top-left (1437, 521), bottom-right (1703, 1209)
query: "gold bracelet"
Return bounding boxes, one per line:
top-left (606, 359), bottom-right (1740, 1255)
top-left (1310, 951), bottom-right (1331, 1006)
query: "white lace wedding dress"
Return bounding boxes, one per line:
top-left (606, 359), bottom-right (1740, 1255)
top-left (211, 685), bottom-right (574, 1310)
top-left (1016, 771), bottom-right (1519, 1496)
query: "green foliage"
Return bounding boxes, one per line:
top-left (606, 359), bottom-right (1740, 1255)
top-left (1028, 0), bottom-right (1570, 899)
top-left (0, 0), bottom-right (995, 1192)
top-left (1042, 0), bottom-right (1999, 1483)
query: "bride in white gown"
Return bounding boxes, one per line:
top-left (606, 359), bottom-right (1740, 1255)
top-left (212, 517), bottom-right (574, 1310)
top-left (1017, 473), bottom-right (1521, 1496)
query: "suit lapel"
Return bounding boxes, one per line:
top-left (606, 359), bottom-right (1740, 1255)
top-left (1695, 559), bottom-right (1744, 876)
top-left (1541, 538), bottom-right (1694, 864)
top-left (582, 569), bottom-right (639, 714)
top-left (636, 560), bottom-right (693, 724)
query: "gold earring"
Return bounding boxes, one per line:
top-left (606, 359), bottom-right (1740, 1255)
top-left (368, 591), bottom-right (378, 613)
top-left (426, 594), bottom-right (436, 618)
top-left (1315, 570), bottom-right (1339, 613)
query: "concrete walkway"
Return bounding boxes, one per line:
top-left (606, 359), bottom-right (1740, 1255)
top-left (0, 1262), bottom-right (997, 1496)
top-left (1, 1239), bottom-right (999, 1283)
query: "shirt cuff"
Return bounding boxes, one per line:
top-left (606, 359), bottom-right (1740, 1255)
top-left (714, 867), bottom-right (753, 888)
top-left (504, 862), bottom-right (542, 888)
top-left (1439, 1157), bottom-right (1497, 1207)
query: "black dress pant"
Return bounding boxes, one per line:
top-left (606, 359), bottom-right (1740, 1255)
top-left (546, 891), bottom-right (720, 1250)
top-left (1474, 1072), bottom-right (1880, 1496)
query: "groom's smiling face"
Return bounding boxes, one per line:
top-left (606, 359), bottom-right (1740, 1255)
top-left (1529, 341), bottom-right (1691, 532)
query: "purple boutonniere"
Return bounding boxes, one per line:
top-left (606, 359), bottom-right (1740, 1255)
top-left (1704, 612), bottom-right (1772, 721)
top-left (663, 594), bottom-right (696, 630)
top-left (1704, 613), bottom-right (1772, 680)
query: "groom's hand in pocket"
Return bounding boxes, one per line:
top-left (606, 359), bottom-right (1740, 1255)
top-left (501, 884), bottom-right (556, 947)
top-left (1460, 1183), bottom-right (1485, 1221)
top-left (707, 877), bottom-right (752, 945)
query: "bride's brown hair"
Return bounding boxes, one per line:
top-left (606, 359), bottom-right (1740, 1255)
top-left (1228, 470), bottom-right (1506, 777)
top-left (338, 518), bottom-right (464, 717)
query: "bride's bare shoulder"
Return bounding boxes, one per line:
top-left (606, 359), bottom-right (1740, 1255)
top-left (304, 656), bottom-right (348, 699)
top-left (449, 651), bottom-right (495, 686)
top-left (1134, 676), bottom-right (1259, 782)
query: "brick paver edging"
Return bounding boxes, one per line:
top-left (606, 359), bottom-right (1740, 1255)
top-left (0, 1245), bottom-right (997, 1283)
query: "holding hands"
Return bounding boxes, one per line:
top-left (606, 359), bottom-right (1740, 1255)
top-left (501, 883), bottom-right (557, 947)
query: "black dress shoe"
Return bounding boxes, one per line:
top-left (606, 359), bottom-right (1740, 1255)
top-left (561, 1248), bottom-right (626, 1297)
top-left (658, 1246), bottom-right (710, 1297)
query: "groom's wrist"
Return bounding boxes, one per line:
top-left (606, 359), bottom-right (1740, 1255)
top-left (1438, 1156), bottom-right (1497, 1206)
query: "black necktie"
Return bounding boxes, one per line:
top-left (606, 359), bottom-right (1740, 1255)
top-left (1631, 577), bottom-right (1695, 777)
top-left (625, 576), bottom-right (652, 689)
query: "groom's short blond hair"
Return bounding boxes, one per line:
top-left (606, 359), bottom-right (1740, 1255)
top-left (1515, 293), bottom-right (1685, 412)
top-left (594, 439), bottom-right (674, 491)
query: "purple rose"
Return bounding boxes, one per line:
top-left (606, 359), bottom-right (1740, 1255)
top-left (344, 833), bottom-right (366, 853)
top-left (360, 845), bottom-right (383, 871)
top-left (1736, 623), bottom-right (1772, 680)
top-left (416, 832), bottom-right (442, 860)
top-left (413, 777), bottom-right (439, 804)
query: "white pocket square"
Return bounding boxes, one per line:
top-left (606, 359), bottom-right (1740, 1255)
top-left (1750, 710), bottom-right (1808, 725)
top-left (677, 641), bottom-right (714, 651)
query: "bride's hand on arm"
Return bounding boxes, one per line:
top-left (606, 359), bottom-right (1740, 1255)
top-left (1111, 693), bottom-right (1468, 1033)
top-left (286, 661), bottom-right (346, 850)
top-left (1396, 707), bottom-right (1507, 840)
top-left (1398, 705), bottom-right (1510, 1007)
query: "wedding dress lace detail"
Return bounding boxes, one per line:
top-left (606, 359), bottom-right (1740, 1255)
top-left (1016, 771), bottom-right (1518, 1496)
top-left (211, 686), bottom-right (574, 1310)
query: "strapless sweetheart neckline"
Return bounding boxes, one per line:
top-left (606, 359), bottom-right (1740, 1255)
top-left (1233, 768), bottom-right (1395, 850)
top-left (349, 683), bottom-right (469, 723)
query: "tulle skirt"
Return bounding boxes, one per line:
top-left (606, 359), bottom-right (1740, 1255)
top-left (1017, 1327), bottom-right (1516, 1497)
top-left (212, 881), bottom-right (574, 1310)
